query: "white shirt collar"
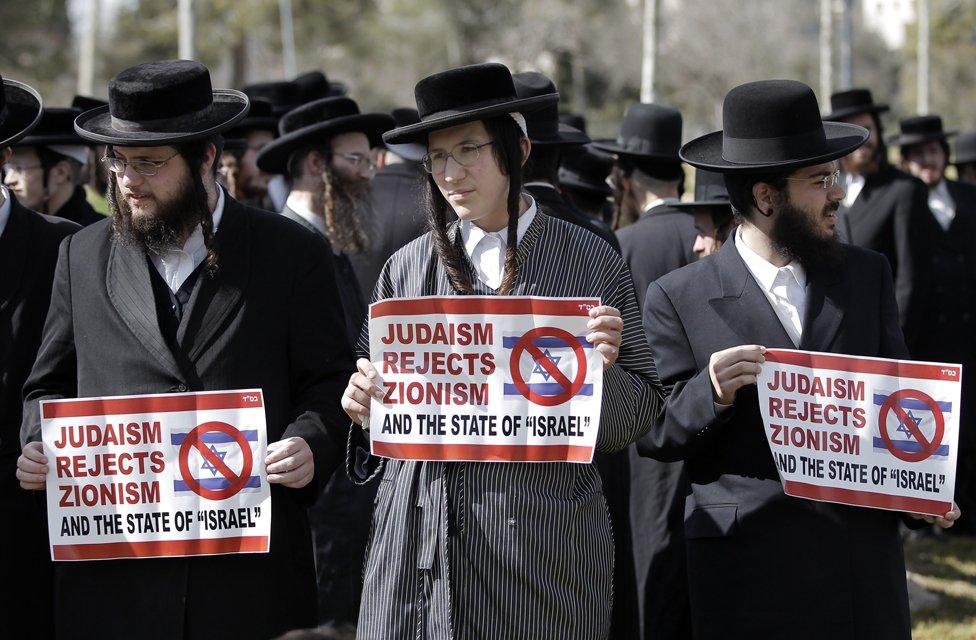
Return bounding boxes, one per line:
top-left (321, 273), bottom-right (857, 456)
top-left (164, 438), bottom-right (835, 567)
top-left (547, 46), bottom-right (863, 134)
top-left (644, 197), bottom-right (681, 214)
top-left (734, 226), bottom-right (807, 292)
top-left (928, 179), bottom-right (956, 231)
top-left (149, 185), bottom-right (224, 293)
top-left (0, 185), bottom-right (11, 239)
top-left (842, 172), bottom-right (865, 207)
top-left (460, 195), bottom-right (537, 257)
top-left (285, 191), bottom-right (328, 237)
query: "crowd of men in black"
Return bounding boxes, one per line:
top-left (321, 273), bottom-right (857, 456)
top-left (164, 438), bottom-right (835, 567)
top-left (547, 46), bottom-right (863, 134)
top-left (0, 56), bottom-right (974, 640)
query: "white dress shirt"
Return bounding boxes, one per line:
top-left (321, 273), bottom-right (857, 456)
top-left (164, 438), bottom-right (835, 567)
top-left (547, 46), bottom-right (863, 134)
top-left (150, 186), bottom-right (224, 293)
top-left (285, 191), bottom-right (328, 236)
top-left (0, 185), bottom-right (11, 238)
top-left (842, 172), bottom-right (865, 208)
top-left (928, 179), bottom-right (956, 231)
top-left (735, 228), bottom-right (807, 346)
top-left (643, 197), bottom-right (681, 215)
top-left (460, 196), bottom-right (537, 289)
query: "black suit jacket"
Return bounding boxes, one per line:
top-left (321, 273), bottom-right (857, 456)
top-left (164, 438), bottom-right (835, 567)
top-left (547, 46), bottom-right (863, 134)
top-left (52, 186), bottom-right (104, 227)
top-left (526, 183), bottom-right (622, 254)
top-left (638, 237), bottom-right (913, 639)
top-left (837, 164), bottom-right (928, 327)
top-left (617, 203), bottom-right (697, 309)
top-left (21, 195), bottom-right (354, 640)
top-left (350, 161), bottom-right (429, 300)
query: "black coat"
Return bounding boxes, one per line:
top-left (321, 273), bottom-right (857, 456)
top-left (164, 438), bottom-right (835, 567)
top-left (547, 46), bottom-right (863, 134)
top-left (0, 195), bottom-right (78, 640)
top-left (52, 186), bottom-right (104, 227)
top-left (21, 195), bottom-right (354, 640)
top-left (526, 183), bottom-right (622, 254)
top-left (638, 237), bottom-right (914, 640)
top-left (836, 164), bottom-right (929, 327)
top-left (350, 161), bottom-right (428, 300)
top-left (281, 205), bottom-right (366, 350)
top-left (616, 203), bottom-right (697, 310)
top-left (617, 203), bottom-right (696, 640)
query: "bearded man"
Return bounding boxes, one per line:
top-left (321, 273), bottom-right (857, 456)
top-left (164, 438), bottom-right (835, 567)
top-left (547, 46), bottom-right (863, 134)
top-left (638, 79), bottom-right (960, 639)
top-left (255, 96), bottom-right (393, 632)
top-left (219, 98), bottom-right (279, 210)
top-left (16, 60), bottom-right (353, 640)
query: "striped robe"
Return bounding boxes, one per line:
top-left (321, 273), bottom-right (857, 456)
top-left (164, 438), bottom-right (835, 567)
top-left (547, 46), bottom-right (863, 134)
top-left (347, 210), bottom-right (663, 639)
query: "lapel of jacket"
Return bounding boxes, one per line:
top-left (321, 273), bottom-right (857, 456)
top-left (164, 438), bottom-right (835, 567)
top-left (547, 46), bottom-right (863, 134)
top-left (798, 257), bottom-right (848, 352)
top-left (0, 197), bottom-right (30, 314)
top-left (708, 236), bottom-right (795, 348)
top-left (178, 196), bottom-right (251, 362)
top-left (106, 224), bottom-right (183, 378)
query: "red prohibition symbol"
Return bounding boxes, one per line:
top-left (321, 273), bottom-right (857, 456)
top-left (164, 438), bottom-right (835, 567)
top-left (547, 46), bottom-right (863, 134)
top-left (510, 327), bottom-right (587, 406)
top-left (878, 389), bottom-right (946, 463)
top-left (178, 421), bottom-right (253, 500)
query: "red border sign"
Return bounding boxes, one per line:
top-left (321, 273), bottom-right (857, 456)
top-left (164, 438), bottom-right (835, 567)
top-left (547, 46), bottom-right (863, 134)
top-left (178, 421), bottom-right (254, 500)
top-left (878, 389), bottom-right (946, 463)
top-left (509, 327), bottom-right (587, 406)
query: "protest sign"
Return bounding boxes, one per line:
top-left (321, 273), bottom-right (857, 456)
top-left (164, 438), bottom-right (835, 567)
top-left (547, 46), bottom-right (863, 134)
top-left (41, 389), bottom-right (271, 561)
top-left (367, 296), bottom-right (604, 463)
top-left (757, 349), bottom-right (960, 516)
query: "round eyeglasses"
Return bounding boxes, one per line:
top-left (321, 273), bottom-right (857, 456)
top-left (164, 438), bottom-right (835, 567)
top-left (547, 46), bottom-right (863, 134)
top-left (422, 141), bottom-right (494, 174)
top-left (101, 151), bottom-right (179, 177)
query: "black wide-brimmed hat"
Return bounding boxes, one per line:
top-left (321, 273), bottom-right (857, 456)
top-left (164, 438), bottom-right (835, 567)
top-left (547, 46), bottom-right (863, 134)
top-left (293, 70), bottom-right (347, 101)
top-left (953, 131), bottom-right (976, 165)
top-left (0, 75), bottom-right (43, 148)
top-left (15, 107), bottom-right (87, 147)
top-left (680, 79), bottom-right (868, 173)
top-left (383, 63), bottom-right (558, 145)
top-left (75, 60), bottom-right (249, 147)
top-left (256, 96), bottom-right (395, 174)
top-left (225, 98), bottom-right (279, 139)
top-left (241, 81), bottom-right (300, 117)
top-left (673, 168), bottom-right (731, 210)
top-left (592, 103), bottom-right (682, 161)
top-left (513, 72), bottom-right (589, 147)
top-left (559, 112), bottom-right (588, 135)
top-left (824, 88), bottom-right (889, 122)
top-left (888, 115), bottom-right (957, 147)
top-left (384, 107), bottom-right (426, 163)
top-left (558, 145), bottom-right (613, 197)
top-left (71, 95), bottom-right (108, 112)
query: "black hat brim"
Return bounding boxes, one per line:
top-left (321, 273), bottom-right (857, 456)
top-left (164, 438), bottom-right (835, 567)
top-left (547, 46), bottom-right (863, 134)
top-left (529, 123), bottom-right (591, 147)
top-left (256, 112), bottom-right (396, 174)
top-left (383, 93), bottom-right (558, 145)
top-left (590, 139), bottom-right (679, 162)
top-left (888, 130), bottom-right (958, 147)
top-left (558, 173), bottom-right (612, 197)
top-left (227, 116), bottom-right (280, 137)
top-left (0, 79), bottom-right (43, 148)
top-left (74, 89), bottom-right (250, 147)
top-left (14, 133), bottom-right (88, 147)
top-left (679, 122), bottom-right (868, 173)
top-left (823, 103), bottom-right (889, 122)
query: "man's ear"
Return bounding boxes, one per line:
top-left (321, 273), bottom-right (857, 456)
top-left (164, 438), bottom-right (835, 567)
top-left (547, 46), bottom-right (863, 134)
top-left (752, 181), bottom-right (776, 217)
top-left (201, 142), bottom-right (217, 177)
top-left (520, 137), bottom-right (531, 168)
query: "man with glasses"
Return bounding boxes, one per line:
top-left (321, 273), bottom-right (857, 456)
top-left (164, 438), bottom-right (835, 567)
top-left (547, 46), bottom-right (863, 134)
top-left (16, 60), bottom-right (353, 640)
top-left (638, 79), bottom-right (960, 639)
top-left (255, 96), bottom-right (393, 633)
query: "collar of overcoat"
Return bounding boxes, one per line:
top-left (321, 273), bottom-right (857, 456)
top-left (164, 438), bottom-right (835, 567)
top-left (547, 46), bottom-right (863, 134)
top-left (708, 233), bottom-right (848, 352)
top-left (0, 195), bottom-right (31, 314)
top-left (106, 189), bottom-right (251, 378)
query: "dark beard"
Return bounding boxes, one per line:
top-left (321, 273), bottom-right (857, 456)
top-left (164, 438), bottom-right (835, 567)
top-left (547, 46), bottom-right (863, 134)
top-left (110, 173), bottom-right (204, 256)
top-left (769, 198), bottom-right (845, 274)
top-left (317, 169), bottom-right (372, 255)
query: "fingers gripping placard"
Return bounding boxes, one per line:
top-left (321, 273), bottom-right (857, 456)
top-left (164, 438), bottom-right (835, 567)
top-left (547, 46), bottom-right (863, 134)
top-left (367, 296), bottom-right (604, 463)
top-left (757, 350), bottom-right (961, 516)
top-left (41, 390), bottom-right (271, 561)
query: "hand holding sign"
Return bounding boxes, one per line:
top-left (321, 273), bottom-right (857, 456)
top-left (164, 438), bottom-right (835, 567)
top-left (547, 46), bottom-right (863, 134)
top-left (266, 437), bottom-right (314, 488)
top-left (16, 441), bottom-right (48, 490)
top-left (585, 306), bottom-right (623, 370)
top-left (908, 501), bottom-right (962, 529)
top-left (342, 358), bottom-right (384, 429)
top-left (709, 345), bottom-right (767, 404)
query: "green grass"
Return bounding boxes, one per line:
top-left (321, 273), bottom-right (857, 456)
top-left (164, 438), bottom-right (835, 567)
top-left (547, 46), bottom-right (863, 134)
top-left (905, 536), bottom-right (976, 640)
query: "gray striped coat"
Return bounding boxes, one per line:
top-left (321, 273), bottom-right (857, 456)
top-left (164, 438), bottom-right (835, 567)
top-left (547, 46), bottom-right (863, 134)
top-left (347, 211), bottom-right (663, 639)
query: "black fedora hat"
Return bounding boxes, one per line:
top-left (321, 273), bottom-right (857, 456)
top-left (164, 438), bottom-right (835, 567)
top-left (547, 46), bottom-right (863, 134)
top-left (0, 75), bottom-right (43, 148)
top-left (513, 72), bottom-right (589, 147)
top-left (241, 80), bottom-right (300, 117)
top-left (888, 115), bottom-right (957, 147)
top-left (953, 131), bottom-right (976, 165)
top-left (559, 112), bottom-right (588, 135)
top-left (680, 79), bottom-right (868, 173)
top-left (592, 103), bottom-right (682, 161)
top-left (293, 70), bottom-right (347, 101)
top-left (15, 107), bottom-right (86, 147)
top-left (256, 96), bottom-right (395, 174)
top-left (71, 95), bottom-right (108, 112)
top-left (673, 168), bottom-right (730, 210)
top-left (75, 60), bottom-right (249, 147)
top-left (385, 107), bottom-right (426, 163)
top-left (558, 145), bottom-right (613, 197)
top-left (383, 63), bottom-right (558, 145)
top-left (225, 98), bottom-right (279, 138)
top-left (824, 88), bottom-right (889, 122)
